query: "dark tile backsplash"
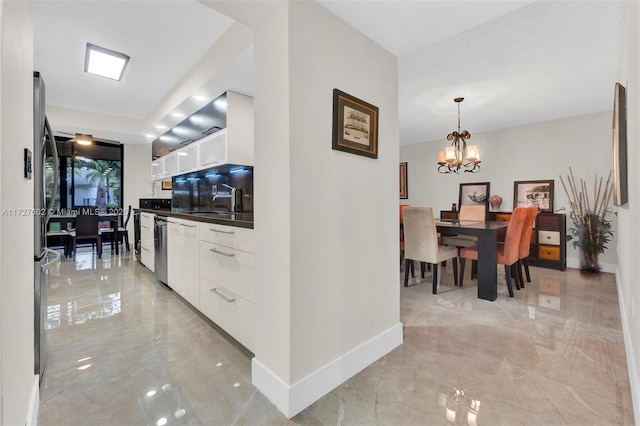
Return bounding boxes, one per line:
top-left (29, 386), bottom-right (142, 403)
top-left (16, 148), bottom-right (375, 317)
top-left (171, 165), bottom-right (253, 213)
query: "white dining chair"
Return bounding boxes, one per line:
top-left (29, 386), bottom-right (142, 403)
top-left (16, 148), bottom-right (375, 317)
top-left (403, 207), bottom-right (459, 293)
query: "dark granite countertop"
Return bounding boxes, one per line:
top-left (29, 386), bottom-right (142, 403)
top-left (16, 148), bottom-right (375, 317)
top-left (136, 209), bottom-right (254, 229)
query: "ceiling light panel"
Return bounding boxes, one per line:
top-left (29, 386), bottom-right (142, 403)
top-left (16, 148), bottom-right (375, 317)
top-left (85, 43), bottom-right (130, 81)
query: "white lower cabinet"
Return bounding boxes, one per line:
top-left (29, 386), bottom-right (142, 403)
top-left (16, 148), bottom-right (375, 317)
top-left (167, 220), bottom-right (183, 294)
top-left (199, 277), bottom-right (254, 351)
top-left (167, 218), bottom-right (200, 308)
top-left (199, 224), bottom-right (254, 351)
top-left (163, 216), bottom-right (255, 350)
top-left (140, 213), bottom-right (155, 272)
top-left (181, 221), bottom-right (200, 308)
top-left (199, 241), bottom-right (255, 303)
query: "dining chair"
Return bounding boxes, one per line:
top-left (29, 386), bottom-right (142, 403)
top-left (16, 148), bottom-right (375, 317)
top-left (70, 209), bottom-right (102, 259)
top-left (119, 205), bottom-right (132, 252)
top-left (515, 206), bottom-right (539, 288)
top-left (400, 204), bottom-right (410, 265)
top-left (403, 207), bottom-right (459, 294)
top-left (442, 204), bottom-right (486, 283)
top-left (102, 205), bottom-right (132, 253)
top-left (459, 206), bottom-right (528, 297)
top-left (441, 205), bottom-right (486, 246)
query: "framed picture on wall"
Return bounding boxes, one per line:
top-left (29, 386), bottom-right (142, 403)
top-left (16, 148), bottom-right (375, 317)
top-left (513, 179), bottom-right (554, 212)
top-left (161, 181), bottom-right (172, 190)
top-left (613, 82), bottom-right (628, 206)
top-left (399, 162), bottom-right (408, 199)
top-left (332, 89), bottom-right (379, 159)
top-left (459, 182), bottom-right (490, 208)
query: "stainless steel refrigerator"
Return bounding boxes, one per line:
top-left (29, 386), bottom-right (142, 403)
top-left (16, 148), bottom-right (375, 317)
top-left (33, 71), bottom-right (60, 382)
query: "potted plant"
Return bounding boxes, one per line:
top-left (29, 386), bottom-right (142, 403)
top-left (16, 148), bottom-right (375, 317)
top-left (559, 168), bottom-right (614, 273)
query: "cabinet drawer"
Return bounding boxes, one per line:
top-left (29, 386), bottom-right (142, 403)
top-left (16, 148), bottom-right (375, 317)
top-left (199, 277), bottom-right (254, 351)
top-left (200, 241), bottom-right (255, 303)
top-left (538, 214), bottom-right (560, 230)
top-left (538, 230), bottom-right (560, 245)
top-left (199, 222), bottom-right (254, 253)
top-left (495, 213), bottom-right (511, 223)
top-left (538, 245), bottom-right (561, 260)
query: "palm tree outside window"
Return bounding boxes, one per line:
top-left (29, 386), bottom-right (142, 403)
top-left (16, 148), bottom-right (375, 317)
top-left (46, 138), bottom-right (123, 212)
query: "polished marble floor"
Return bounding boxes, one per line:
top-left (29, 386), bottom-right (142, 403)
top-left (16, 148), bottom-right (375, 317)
top-left (39, 248), bottom-right (634, 425)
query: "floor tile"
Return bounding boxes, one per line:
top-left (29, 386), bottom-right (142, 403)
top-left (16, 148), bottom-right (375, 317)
top-left (38, 249), bottom-right (635, 425)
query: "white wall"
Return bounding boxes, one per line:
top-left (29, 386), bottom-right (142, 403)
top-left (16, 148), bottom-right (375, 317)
top-left (0, 1), bottom-right (37, 424)
top-left (253, 0), bottom-right (401, 417)
top-left (400, 111), bottom-right (618, 271)
top-left (617, 0), bottom-right (640, 419)
top-left (122, 143), bottom-right (167, 235)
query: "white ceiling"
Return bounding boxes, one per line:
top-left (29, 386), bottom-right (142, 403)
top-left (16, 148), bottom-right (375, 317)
top-left (33, 0), bottom-right (626, 146)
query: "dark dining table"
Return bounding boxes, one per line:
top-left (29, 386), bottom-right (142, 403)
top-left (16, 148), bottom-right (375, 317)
top-left (436, 219), bottom-right (509, 301)
top-left (48, 213), bottom-right (122, 256)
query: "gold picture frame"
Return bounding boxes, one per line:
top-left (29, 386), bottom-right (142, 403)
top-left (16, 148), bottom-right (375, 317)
top-left (399, 162), bottom-right (408, 199)
top-left (613, 82), bottom-right (628, 206)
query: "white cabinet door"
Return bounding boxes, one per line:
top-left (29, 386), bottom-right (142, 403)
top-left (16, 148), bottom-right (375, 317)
top-left (178, 143), bottom-right (198, 173)
top-left (140, 213), bottom-right (155, 272)
top-left (199, 277), bottom-right (254, 351)
top-left (151, 158), bottom-right (163, 181)
top-left (163, 151), bottom-right (178, 178)
top-left (167, 219), bottom-right (182, 293)
top-left (197, 130), bottom-right (227, 168)
top-left (181, 220), bottom-right (200, 308)
top-left (199, 241), bottom-right (255, 303)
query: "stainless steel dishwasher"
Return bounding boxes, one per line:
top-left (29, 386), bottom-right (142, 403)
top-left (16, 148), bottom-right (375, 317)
top-left (154, 216), bottom-right (168, 284)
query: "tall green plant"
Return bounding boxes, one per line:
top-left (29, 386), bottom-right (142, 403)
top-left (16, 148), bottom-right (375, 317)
top-left (559, 168), bottom-right (614, 272)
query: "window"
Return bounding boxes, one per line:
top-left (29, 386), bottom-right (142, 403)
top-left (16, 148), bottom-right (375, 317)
top-left (46, 138), bottom-right (123, 211)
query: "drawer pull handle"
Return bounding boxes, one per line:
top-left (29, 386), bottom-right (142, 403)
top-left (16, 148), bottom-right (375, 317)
top-left (209, 248), bottom-right (235, 257)
top-left (181, 224), bottom-right (197, 228)
top-left (210, 228), bottom-right (235, 235)
top-left (210, 288), bottom-right (235, 303)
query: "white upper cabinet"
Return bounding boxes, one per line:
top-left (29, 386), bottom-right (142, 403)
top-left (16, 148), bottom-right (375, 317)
top-left (178, 143), bottom-right (198, 173)
top-left (163, 151), bottom-right (178, 177)
top-left (225, 91), bottom-right (254, 166)
top-left (198, 129), bottom-right (227, 168)
top-left (151, 157), bottom-right (163, 181)
top-left (151, 90), bottom-right (253, 181)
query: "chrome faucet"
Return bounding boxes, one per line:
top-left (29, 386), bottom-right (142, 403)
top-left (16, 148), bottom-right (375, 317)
top-left (222, 184), bottom-right (238, 212)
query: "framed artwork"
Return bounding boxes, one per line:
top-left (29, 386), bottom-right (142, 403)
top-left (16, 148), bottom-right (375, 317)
top-left (399, 162), bottom-right (408, 199)
top-left (161, 181), bottom-right (172, 190)
top-left (513, 179), bottom-right (554, 212)
top-left (332, 89), bottom-right (379, 159)
top-left (459, 182), bottom-right (490, 208)
top-left (613, 82), bottom-right (628, 206)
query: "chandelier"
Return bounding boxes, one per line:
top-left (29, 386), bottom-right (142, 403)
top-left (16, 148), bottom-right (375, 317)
top-left (437, 97), bottom-right (481, 174)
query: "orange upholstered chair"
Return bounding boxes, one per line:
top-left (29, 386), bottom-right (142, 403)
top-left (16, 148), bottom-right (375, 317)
top-left (516, 206), bottom-right (539, 288)
top-left (459, 207), bottom-right (528, 297)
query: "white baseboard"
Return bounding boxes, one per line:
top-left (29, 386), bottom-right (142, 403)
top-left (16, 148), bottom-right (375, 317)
top-left (252, 322), bottom-right (403, 418)
top-left (615, 267), bottom-right (639, 424)
top-left (26, 375), bottom-right (39, 426)
top-left (566, 257), bottom-right (616, 274)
